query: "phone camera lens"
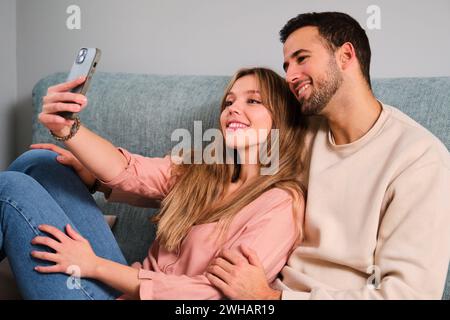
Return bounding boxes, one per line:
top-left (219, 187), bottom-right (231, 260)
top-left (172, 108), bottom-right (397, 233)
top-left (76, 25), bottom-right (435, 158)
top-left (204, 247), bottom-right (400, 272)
top-left (76, 48), bottom-right (88, 64)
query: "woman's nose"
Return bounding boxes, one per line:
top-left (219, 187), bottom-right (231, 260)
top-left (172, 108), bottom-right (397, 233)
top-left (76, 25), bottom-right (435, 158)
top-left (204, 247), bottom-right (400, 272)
top-left (228, 102), bottom-right (243, 114)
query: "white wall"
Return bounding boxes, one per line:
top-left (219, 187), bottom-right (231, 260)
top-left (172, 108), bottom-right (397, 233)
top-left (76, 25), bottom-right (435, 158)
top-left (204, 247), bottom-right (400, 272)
top-left (3, 0), bottom-right (450, 169)
top-left (0, 0), bottom-right (17, 170)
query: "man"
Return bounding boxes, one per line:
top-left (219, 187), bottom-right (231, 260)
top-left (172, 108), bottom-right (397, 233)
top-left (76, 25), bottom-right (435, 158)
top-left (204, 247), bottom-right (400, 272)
top-left (205, 12), bottom-right (450, 299)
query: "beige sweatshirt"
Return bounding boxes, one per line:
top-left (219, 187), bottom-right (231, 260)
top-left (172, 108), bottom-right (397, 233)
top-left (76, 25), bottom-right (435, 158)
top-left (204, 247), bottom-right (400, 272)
top-left (273, 103), bottom-right (450, 299)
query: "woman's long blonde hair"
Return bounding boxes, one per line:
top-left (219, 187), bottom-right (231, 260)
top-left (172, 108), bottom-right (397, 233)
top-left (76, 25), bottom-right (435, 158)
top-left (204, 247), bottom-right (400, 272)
top-left (153, 68), bottom-right (307, 251)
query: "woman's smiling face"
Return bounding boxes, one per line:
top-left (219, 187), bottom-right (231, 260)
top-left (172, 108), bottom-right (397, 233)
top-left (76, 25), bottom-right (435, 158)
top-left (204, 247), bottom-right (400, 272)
top-left (220, 74), bottom-right (273, 150)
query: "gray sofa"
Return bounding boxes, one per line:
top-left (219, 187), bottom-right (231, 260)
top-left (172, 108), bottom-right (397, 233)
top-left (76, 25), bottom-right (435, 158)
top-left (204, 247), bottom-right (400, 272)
top-left (1, 72), bottom-right (449, 299)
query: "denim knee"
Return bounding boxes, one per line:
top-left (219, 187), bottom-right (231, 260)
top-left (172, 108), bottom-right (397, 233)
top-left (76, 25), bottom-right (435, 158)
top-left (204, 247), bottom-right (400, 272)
top-left (7, 149), bottom-right (59, 173)
top-left (0, 171), bottom-right (38, 195)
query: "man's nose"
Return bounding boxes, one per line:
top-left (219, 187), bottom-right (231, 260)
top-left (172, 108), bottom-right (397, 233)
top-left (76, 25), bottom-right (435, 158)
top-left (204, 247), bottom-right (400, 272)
top-left (286, 65), bottom-right (301, 86)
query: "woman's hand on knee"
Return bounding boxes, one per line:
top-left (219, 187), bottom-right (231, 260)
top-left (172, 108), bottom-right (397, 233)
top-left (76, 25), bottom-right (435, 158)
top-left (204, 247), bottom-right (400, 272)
top-left (30, 143), bottom-right (96, 189)
top-left (31, 224), bottom-right (100, 279)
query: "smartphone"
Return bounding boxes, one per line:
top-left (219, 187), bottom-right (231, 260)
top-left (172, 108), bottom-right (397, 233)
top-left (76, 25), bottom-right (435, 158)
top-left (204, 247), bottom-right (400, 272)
top-left (58, 47), bottom-right (101, 120)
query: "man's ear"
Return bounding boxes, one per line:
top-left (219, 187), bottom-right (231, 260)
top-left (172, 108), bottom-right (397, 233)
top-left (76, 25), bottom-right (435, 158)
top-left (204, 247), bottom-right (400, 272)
top-left (337, 42), bottom-right (356, 70)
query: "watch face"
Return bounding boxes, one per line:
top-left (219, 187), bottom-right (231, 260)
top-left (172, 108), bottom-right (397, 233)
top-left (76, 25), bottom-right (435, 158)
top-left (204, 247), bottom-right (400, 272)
top-left (89, 179), bottom-right (101, 194)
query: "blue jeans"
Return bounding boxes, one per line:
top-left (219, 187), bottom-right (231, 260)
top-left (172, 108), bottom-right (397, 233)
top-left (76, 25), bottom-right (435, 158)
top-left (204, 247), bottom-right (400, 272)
top-left (0, 149), bottom-right (128, 300)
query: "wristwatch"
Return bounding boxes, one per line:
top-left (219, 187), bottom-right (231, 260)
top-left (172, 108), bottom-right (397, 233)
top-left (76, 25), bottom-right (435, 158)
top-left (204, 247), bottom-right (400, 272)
top-left (89, 179), bottom-right (101, 194)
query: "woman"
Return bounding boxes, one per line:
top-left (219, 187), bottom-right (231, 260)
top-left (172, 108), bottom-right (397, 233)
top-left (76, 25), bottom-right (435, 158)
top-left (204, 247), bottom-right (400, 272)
top-left (0, 67), bottom-right (306, 299)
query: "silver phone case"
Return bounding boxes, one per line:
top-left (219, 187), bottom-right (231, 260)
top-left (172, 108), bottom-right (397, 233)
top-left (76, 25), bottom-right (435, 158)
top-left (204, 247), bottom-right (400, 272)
top-left (59, 47), bottom-right (101, 119)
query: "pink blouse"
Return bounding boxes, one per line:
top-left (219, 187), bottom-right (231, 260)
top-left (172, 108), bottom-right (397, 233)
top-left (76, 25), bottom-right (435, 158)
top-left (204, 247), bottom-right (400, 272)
top-left (101, 148), bottom-right (302, 300)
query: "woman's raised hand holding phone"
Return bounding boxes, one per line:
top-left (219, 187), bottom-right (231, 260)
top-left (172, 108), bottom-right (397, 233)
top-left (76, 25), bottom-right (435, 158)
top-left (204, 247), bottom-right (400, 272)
top-left (39, 76), bottom-right (88, 136)
top-left (37, 74), bottom-right (128, 183)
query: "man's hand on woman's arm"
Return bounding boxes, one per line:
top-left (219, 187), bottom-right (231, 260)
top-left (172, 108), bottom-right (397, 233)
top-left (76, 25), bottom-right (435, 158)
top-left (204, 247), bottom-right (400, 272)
top-left (206, 244), bottom-right (282, 300)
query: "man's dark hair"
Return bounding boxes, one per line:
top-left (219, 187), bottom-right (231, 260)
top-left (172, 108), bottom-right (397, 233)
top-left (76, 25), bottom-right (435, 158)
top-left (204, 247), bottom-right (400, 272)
top-left (280, 12), bottom-right (372, 88)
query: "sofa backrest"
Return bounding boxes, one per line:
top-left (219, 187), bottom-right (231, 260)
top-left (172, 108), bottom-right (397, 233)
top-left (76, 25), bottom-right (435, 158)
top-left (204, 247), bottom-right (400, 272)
top-left (32, 73), bottom-right (450, 156)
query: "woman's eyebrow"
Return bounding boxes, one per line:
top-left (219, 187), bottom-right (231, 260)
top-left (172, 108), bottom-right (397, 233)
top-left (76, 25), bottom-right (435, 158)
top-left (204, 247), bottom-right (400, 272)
top-left (227, 90), bottom-right (260, 96)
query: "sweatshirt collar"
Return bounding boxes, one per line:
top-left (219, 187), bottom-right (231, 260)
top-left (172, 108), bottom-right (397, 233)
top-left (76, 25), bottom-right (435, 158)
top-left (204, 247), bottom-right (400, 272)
top-left (326, 102), bottom-right (391, 153)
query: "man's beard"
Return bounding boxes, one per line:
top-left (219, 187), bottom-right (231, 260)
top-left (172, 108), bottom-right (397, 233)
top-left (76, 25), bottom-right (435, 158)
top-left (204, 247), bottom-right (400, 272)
top-left (299, 58), bottom-right (343, 116)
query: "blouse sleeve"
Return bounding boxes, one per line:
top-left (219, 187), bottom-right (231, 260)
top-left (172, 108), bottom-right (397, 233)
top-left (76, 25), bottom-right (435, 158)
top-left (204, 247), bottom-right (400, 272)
top-left (225, 190), bottom-right (303, 284)
top-left (99, 147), bottom-right (174, 207)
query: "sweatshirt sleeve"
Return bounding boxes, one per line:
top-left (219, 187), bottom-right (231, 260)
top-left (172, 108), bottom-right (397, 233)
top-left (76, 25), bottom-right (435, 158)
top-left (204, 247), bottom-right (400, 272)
top-left (99, 147), bottom-right (174, 207)
top-left (138, 191), bottom-right (302, 300)
top-left (282, 160), bottom-right (450, 300)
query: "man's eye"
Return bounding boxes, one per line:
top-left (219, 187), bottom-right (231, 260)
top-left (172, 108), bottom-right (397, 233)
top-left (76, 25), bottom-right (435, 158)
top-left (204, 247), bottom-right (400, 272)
top-left (248, 99), bottom-right (261, 104)
top-left (297, 56), bottom-right (308, 64)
